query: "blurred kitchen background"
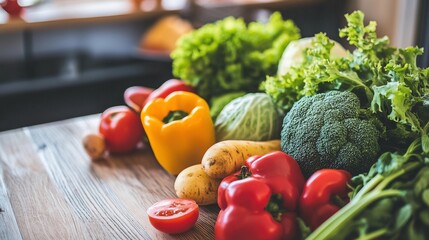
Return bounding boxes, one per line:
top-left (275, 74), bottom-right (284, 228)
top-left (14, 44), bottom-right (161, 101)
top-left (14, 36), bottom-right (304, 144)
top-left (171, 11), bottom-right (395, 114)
top-left (0, 0), bottom-right (426, 131)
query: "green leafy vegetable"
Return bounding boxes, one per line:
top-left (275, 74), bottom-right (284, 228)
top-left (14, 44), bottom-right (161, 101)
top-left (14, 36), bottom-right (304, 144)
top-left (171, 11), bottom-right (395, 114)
top-left (276, 36), bottom-right (348, 76)
top-left (339, 10), bottom-right (389, 53)
top-left (209, 91), bottom-right (246, 121)
top-left (306, 138), bottom-right (429, 240)
top-left (214, 93), bottom-right (280, 141)
top-left (263, 10), bottom-right (429, 153)
top-left (267, 11), bottom-right (429, 237)
top-left (171, 12), bottom-right (300, 101)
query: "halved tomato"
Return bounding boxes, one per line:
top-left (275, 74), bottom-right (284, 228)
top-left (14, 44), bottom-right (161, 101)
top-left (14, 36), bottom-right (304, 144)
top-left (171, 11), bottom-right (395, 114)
top-left (147, 198), bottom-right (199, 234)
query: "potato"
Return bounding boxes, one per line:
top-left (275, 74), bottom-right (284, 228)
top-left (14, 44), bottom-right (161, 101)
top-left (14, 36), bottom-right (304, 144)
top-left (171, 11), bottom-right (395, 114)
top-left (202, 139), bottom-right (281, 179)
top-left (82, 133), bottom-right (106, 160)
top-left (174, 164), bottom-right (221, 205)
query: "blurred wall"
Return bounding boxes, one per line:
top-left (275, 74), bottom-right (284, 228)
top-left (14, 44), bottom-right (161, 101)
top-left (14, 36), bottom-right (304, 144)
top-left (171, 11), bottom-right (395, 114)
top-left (0, 19), bottom-right (154, 63)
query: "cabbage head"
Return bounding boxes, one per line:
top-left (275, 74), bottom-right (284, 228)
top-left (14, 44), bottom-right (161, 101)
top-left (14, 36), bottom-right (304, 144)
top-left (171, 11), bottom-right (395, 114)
top-left (214, 93), bottom-right (280, 141)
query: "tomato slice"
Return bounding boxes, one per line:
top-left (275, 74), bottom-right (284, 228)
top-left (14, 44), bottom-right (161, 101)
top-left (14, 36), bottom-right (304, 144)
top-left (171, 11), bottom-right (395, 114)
top-left (147, 198), bottom-right (199, 234)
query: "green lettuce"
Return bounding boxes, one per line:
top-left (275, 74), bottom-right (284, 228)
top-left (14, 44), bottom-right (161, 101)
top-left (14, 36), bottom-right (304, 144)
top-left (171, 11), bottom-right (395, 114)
top-left (262, 10), bottom-right (429, 153)
top-left (171, 12), bottom-right (300, 100)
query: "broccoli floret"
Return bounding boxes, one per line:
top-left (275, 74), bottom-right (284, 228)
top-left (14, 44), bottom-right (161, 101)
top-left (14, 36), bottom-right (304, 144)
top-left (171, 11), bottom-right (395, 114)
top-left (281, 91), bottom-right (380, 177)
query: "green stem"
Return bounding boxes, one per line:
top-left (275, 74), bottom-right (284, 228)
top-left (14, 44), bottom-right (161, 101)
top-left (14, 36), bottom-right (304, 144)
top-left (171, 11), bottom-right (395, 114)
top-left (405, 137), bottom-right (422, 156)
top-left (424, 122), bottom-right (429, 133)
top-left (312, 162), bottom-right (419, 240)
top-left (373, 161), bottom-right (421, 192)
top-left (354, 142), bottom-right (422, 201)
top-left (265, 194), bottom-right (284, 221)
top-left (331, 194), bottom-right (347, 208)
top-left (356, 228), bottom-right (389, 240)
top-left (306, 189), bottom-right (403, 240)
top-left (351, 174), bottom-right (384, 201)
top-left (338, 71), bottom-right (374, 101)
top-left (162, 110), bottom-right (188, 124)
top-left (235, 166), bottom-right (252, 179)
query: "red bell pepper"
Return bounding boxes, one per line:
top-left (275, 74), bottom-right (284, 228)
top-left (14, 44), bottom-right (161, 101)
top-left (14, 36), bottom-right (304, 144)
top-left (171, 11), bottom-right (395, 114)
top-left (299, 169), bottom-right (351, 231)
top-left (215, 151), bottom-right (305, 240)
top-left (144, 79), bottom-right (195, 105)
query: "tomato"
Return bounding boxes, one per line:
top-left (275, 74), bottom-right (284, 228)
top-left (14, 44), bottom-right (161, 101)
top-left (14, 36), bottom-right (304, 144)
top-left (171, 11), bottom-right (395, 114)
top-left (144, 79), bottom-right (195, 105)
top-left (147, 198), bottom-right (199, 234)
top-left (123, 86), bottom-right (154, 112)
top-left (99, 106), bottom-right (143, 154)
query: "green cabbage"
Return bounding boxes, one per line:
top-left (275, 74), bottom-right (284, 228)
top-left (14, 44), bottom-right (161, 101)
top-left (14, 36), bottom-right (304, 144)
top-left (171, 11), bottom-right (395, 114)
top-left (214, 93), bottom-right (280, 141)
top-left (210, 91), bottom-right (246, 121)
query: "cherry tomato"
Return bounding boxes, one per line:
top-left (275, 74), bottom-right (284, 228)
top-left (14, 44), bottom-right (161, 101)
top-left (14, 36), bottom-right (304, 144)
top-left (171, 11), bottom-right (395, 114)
top-left (147, 198), bottom-right (199, 234)
top-left (99, 106), bottom-right (143, 154)
top-left (123, 86), bottom-right (154, 113)
top-left (1, 0), bottom-right (23, 17)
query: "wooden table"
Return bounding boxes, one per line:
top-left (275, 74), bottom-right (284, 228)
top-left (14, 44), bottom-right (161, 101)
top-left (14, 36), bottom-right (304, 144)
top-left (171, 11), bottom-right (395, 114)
top-left (0, 114), bottom-right (218, 239)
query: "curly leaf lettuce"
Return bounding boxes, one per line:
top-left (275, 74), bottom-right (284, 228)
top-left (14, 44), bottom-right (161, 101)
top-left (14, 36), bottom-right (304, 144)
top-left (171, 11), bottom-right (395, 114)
top-left (171, 12), bottom-right (300, 100)
top-left (262, 33), bottom-right (346, 110)
top-left (339, 11), bottom-right (389, 54)
top-left (263, 10), bottom-right (429, 153)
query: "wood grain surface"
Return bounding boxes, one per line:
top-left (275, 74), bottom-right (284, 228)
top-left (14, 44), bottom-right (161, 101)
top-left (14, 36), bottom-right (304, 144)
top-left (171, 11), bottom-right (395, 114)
top-left (0, 115), bottom-right (218, 240)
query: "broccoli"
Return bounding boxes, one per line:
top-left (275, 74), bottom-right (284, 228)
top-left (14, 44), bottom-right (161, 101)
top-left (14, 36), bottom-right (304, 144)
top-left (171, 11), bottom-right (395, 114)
top-left (281, 91), bottom-right (380, 177)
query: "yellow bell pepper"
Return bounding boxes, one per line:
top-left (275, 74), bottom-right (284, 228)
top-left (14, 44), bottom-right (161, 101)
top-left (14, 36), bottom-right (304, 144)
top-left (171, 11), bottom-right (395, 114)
top-left (141, 91), bottom-right (216, 175)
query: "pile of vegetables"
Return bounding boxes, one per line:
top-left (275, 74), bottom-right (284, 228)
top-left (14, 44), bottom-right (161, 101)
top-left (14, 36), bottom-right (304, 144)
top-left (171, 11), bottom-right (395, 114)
top-left (191, 10), bottom-right (428, 239)
top-left (307, 139), bottom-right (429, 239)
top-left (263, 10), bottom-right (429, 239)
top-left (171, 12), bottom-right (300, 119)
top-left (216, 151), bottom-right (305, 240)
top-left (262, 11), bottom-right (429, 153)
top-left (82, 79), bottom-right (196, 160)
top-left (175, 139), bottom-right (281, 205)
top-left (81, 9), bottom-right (429, 240)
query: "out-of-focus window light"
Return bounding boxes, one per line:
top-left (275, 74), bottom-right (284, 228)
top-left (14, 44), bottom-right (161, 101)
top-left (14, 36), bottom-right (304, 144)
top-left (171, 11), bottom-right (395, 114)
top-left (15, 0), bottom-right (188, 10)
top-left (18, 0), bottom-right (41, 7)
top-left (0, 0), bottom-right (41, 7)
top-left (0, 0), bottom-right (187, 23)
top-left (0, 0), bottom-right (188, 9)
top-left (162, 0), bottom-right (187, 9)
